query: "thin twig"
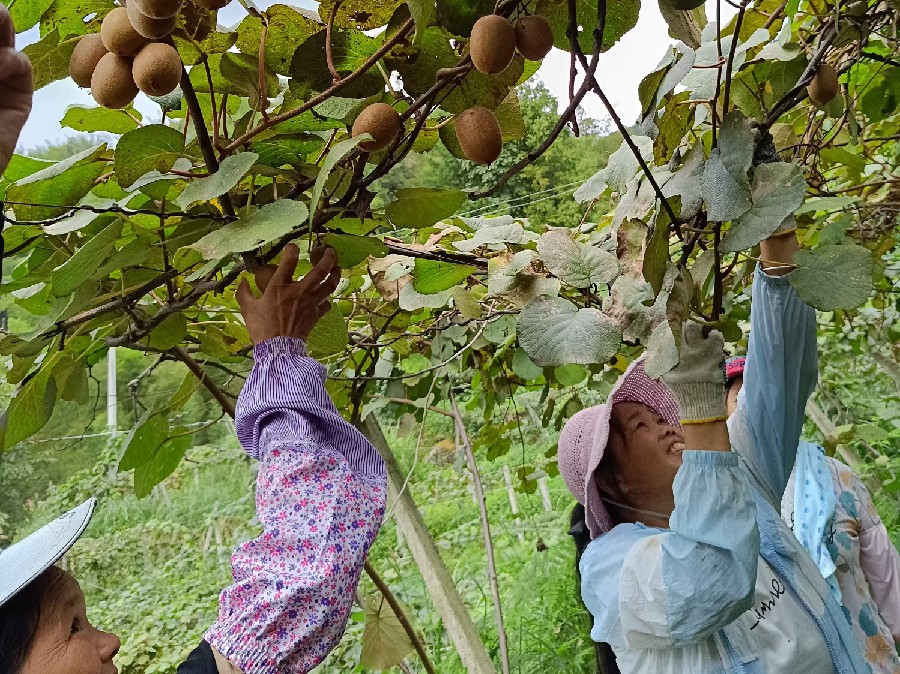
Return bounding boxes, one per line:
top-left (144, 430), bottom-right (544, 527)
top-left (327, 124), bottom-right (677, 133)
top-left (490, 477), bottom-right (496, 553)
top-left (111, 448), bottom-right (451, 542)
top-left (450, 391), bottom-right (510, 674)
top-left (722, 0), bottom-right (750, 115)
top-left (325, 1), bottom-right (342, 83)
top-left (364, 560), bottom-right (437, 674)
top-left (171, 345), bottom-right (236, 418)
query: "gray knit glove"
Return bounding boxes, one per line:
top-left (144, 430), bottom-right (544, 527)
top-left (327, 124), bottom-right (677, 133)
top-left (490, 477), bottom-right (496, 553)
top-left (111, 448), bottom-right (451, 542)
top-left (662, 321), bottom-right (728, 424)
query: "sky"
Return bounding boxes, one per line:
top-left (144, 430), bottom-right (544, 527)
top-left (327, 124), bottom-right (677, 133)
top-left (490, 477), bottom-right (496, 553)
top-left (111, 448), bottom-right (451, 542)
top-left (15, 0), bottom-right (737, 150)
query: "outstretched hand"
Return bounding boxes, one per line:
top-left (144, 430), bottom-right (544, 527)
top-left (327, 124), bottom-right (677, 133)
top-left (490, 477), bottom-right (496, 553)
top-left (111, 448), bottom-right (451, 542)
top-left (236, 243), bottom-right (341, 344)
top-left (0, 5), bottom-right (33, 176)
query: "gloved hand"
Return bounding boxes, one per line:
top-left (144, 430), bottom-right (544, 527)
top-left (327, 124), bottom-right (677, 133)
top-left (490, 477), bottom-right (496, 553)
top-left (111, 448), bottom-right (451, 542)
top-left (662, 321), bottom-right (727, 424)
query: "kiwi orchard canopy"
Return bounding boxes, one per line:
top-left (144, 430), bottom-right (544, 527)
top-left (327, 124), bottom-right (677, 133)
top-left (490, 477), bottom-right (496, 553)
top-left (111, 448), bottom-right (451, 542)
top-left (3, 0), bottom-right (900, 669)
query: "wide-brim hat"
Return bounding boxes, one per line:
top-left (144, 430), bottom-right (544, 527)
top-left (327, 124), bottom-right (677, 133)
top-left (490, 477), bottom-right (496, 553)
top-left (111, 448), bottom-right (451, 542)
top-left (557, 358), bottom-right (681, 539)
top-left (0, 498), bottom-right (95, 609)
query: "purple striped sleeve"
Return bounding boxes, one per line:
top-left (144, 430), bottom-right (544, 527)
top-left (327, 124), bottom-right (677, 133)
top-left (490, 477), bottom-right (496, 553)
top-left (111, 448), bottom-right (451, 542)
top-left (205, 336), bottom-right (387, 674)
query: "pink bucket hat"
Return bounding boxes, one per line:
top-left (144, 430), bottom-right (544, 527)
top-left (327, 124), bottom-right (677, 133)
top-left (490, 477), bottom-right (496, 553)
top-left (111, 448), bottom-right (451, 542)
top-left (557, 357), bottom-right (681, 539)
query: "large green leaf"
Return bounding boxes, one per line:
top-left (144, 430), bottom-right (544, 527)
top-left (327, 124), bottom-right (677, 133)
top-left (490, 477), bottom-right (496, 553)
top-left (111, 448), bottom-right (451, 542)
top-left (720, 162), bottom-right (806, 252)
top-left (290, 29), bottom-right (384, 99)
top-left (118, 411), bottom-right (169, 471)
top-left (434, 0), bottom-right (493, 36)
top-left (177, 152), bottom-right (258, 209)
top-left (308, 305), bottom-right (350, 358)
top-left (412, 258), bottom-right (476, 294)
top-left (2, 354), bottom-right (60, 449)
top-left (7, 160), bottom-right (107, 221)
top-left (789, 244), bottom-right (873, 311)
top-left (191, 199), bottom-right (308, 259)
top-left (220, 52), bottom-right (279, 108)
top-left (133, 433), bottom-right (192, 498)
top-left (9, 0), bottom-right (56, 32)
top-left (536, 0), bottom-right (640, 52)
top-left (320, 233), bottom-right (388, 267)
top-left (146, 313), bottom-right (189, 351)
top-left (385, 188), bottom-right (466, 229)
top-left (51, 220), bottom-right (123, 296)
top-left (23, 30), bottom-right (79, 90)
top-left (115, 125), bottom-right (186, 189)
top-left (702, 111), bottom-right (754, 222)
top-left (537, 230), bottom-right (619, 288)
top-left (309, 135), bottom-right (369, 225)
top-left (517, 296), bottom-right (621, 366)
top-left (236, 5), bottom-right (320, 74)
top-left (360, 593), bottom-right (415, 669)
top-left (61, 104), bottom-right (142, 134)
top-left (319, 0), bottom-right (403, 29)
top-left (442, 56), bottom-right (525, 115)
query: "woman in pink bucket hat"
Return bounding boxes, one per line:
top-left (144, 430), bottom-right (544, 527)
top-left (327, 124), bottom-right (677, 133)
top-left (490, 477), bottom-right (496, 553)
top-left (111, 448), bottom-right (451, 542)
top-left (558, 231), bottom-right (870, 674)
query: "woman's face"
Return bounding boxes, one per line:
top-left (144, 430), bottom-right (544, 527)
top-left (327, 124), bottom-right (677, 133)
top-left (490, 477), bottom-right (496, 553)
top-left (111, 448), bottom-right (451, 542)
top-left (20, 567), bottom-right (120, 674)
top-left (601, 402), bottom-right (685, 510)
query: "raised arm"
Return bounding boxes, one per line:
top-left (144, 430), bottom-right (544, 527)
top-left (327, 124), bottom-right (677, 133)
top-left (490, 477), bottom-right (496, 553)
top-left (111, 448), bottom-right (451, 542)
top-left (204, 245), bottom-right (387, 674)
top-left (582, 325), bottom-right (758, 649)
top-left (727, 231), bottom-right (818, 507)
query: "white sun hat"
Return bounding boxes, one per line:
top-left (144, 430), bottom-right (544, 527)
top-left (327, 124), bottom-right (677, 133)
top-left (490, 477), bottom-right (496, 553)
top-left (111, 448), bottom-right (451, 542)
top-left (0, 498), bottom-right (96, 609)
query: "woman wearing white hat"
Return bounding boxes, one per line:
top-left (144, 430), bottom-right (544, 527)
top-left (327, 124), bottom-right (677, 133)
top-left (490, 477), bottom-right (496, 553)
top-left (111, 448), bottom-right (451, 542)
top-left (558, 230), bottom-right (871, 673)
top-left (0, 244), bottom-right (387, 674)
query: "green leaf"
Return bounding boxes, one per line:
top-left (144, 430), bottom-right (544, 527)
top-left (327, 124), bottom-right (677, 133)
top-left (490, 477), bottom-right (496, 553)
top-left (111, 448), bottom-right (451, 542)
top-left (115, 125), bottom-right (186, 189)
top-left (702, 111), bottom-right (753, 222)
top-left (512, 348), bottom-right (543, 381)
top-left (310, 135), bottom-right (369, 224)
top-left (536, 0), bottom-right (640, 52)
top-left (518, 296), bottom-right (621, 367)
top-left (61, 104), bottom-right (141, 134)
top-left (412, 258), bottom-right (476, 294)
top-left (385, 188), bottom-right (466, 229)
top-left (308, 305), bottom-right (350, 358)
top-left (23, 30), bottom-right (79, 90)
top-left (118, 411), bottom-right (168, 471)
top-left (788, 244), bottom-right (874, 311)
top-left (7, 161), bottom-right (107, 221)
top-left (191, 199), bottom-right (308, 259)
top-left (330, 217), bottom-right (380, 235)
top-left (9, 0), bottom-right (56, 31)
top-left (236, 5), bottom-right (320, 74)
top-left (2, 356), bottom-right (59, 449)
top-left (290, 30), bottom-right (384, 99)
top-left (537, 230), bottom-right (619, 288)
top-left (360, 593), bottom-right (414, 670)
top-left (452, 286), bottom-right (482, 319)
top-left (146, 314), bottom-right (188, 351)
top-left (319, 0), bottom-right (403, 29)
top-left (51, 220), bottom-right (123, 296)
top-left (133, 433), bottom-right (192, 498)
top-left (406, 0), bottom-right (436, 38)
top-left (789, 244), bottom-right (873, 311)
top-left (442, 56), bottom-right (525, 115)
top-left (434, 0), bottom-right (493, 36)
top-left (177, 152), bottom-right (258, 209)
top-left (719, 162), bottom-right (806, 253)
top-left (399, 352), bottom-right (430, 373)
top-left (554, 364), bottom-right (587, 386)
top-left (454, 222), bottom-right (532, 252)
top-left (794, 196), bottom-right (859, 215)
top-left (220, 52), bottom-right (279, 108)
top-left (321, 233), bottom-right (388, 267)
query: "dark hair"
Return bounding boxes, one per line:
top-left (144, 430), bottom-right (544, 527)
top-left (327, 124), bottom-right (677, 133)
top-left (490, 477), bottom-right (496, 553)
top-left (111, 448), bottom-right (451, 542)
top-left (569, 504), bottom-right (620, 674)
top-left (0, 568), bottom-right (57, 674)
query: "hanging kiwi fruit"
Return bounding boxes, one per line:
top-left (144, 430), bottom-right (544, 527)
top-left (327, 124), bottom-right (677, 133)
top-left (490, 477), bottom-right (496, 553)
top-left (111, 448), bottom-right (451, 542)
top-left (352, 103), bottom-right (403, 152)
top-left (99, 7), bottom-right (147, 56)
top-left (69, 34), bottom-right (109, 87)
top-left (514, 15), bottom-right (553, 61)
top-left (91, 52), bottom-right (140, 108)
top-left (807, 62), bottom-right (840, 106)
top-left (455, 106), bottom-right (503, 165)
top-left (132, 42), bottom-right (182, 96)
top-left (470, 14), bottom-right (516, 74)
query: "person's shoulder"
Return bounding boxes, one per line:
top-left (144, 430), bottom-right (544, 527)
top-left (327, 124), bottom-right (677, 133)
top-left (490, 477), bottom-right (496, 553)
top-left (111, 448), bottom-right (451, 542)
top-left (583, 523), bottom-right (660, 558)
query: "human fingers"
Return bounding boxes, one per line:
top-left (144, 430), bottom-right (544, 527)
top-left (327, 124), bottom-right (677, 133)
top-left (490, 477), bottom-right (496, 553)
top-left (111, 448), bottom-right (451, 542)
top-left (0, 5), bottom-right (15, 50)
top-left (266, 243), bottom-right (300, 291)
top-left (296, 247), bottom-right (337, 294)
top-left (235, 277), bottom-right (256, 313)
top-left (254, 264), bottom-right (278, 294)
top-left (310, 245), bottom-right (327, 267)
top-left (0, 48), bottom-right (33, 89)
top-left (315, 300), bottom-right (332, 320)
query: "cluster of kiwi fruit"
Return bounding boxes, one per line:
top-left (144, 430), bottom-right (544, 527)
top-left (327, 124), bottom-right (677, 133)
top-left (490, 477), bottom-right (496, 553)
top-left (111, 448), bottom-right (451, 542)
top-left (69, 0), bottom-right (225, 109)
top-left (458, 13), bottom-right (553, 165)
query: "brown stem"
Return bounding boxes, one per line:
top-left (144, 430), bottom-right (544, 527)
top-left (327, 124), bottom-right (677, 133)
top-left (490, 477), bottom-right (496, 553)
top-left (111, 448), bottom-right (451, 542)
top-left (763, 0), bottom-right (790, 30)
top-left (722, 0), bottom-right (750, 116)
top-left (223, 18), bottom-right (415, 153)
top-left (258, 21), bottom-right (270, 120)
top-left (159, 212), bottom-right (177, 302)
top-left (364, 560), bottom-right (437, 674)
top-left (172, 345), bottom-right (236, 418)
top-left (450, 392), bottom-right (510, 674)
top-left (203, 57), bottom-right (219, 144)
top-left (325, 1), bottom-right (342, 83)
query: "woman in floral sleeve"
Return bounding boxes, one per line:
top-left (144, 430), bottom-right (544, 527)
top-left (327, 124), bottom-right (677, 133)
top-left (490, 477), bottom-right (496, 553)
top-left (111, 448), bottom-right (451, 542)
top-left (0, 243), bottom-right (387, 674)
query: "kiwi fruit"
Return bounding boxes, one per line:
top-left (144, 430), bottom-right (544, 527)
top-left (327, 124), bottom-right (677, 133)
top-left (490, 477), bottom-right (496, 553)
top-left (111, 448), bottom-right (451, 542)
top-left (352, 103), bottom-right (402, 152)
top-left (69, 34), bottom-right (109, 87)
top-left (807, 63), bottom-right (840, 106)
top-left (132, 42), bottom-right (183, 96)
top-left (100, 7), bottom-right (148, 56)
top-left (514, 15), bottom-right (553, 61)
top-left (131, 0), bottom-right (181, 19)
top-left (455, 106), bottom-right (503, 165)
top-left (126, 0), bottom-right (177, 39)
top-left (91, 52), bottom-right (139, 108)
top-left (470, 14), bottom-right (516, 74)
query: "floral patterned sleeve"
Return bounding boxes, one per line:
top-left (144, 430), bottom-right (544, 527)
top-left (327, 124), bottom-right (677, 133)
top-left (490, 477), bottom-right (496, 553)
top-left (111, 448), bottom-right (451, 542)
top-left (204, 337), bottom-right (387, 674)
top-left (846, 468), bottom-right (900, 643)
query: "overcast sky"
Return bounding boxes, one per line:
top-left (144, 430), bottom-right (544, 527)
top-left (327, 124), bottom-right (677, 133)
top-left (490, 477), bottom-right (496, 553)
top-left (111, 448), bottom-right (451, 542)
top-left (16, 0), bottom-right (736, 150)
